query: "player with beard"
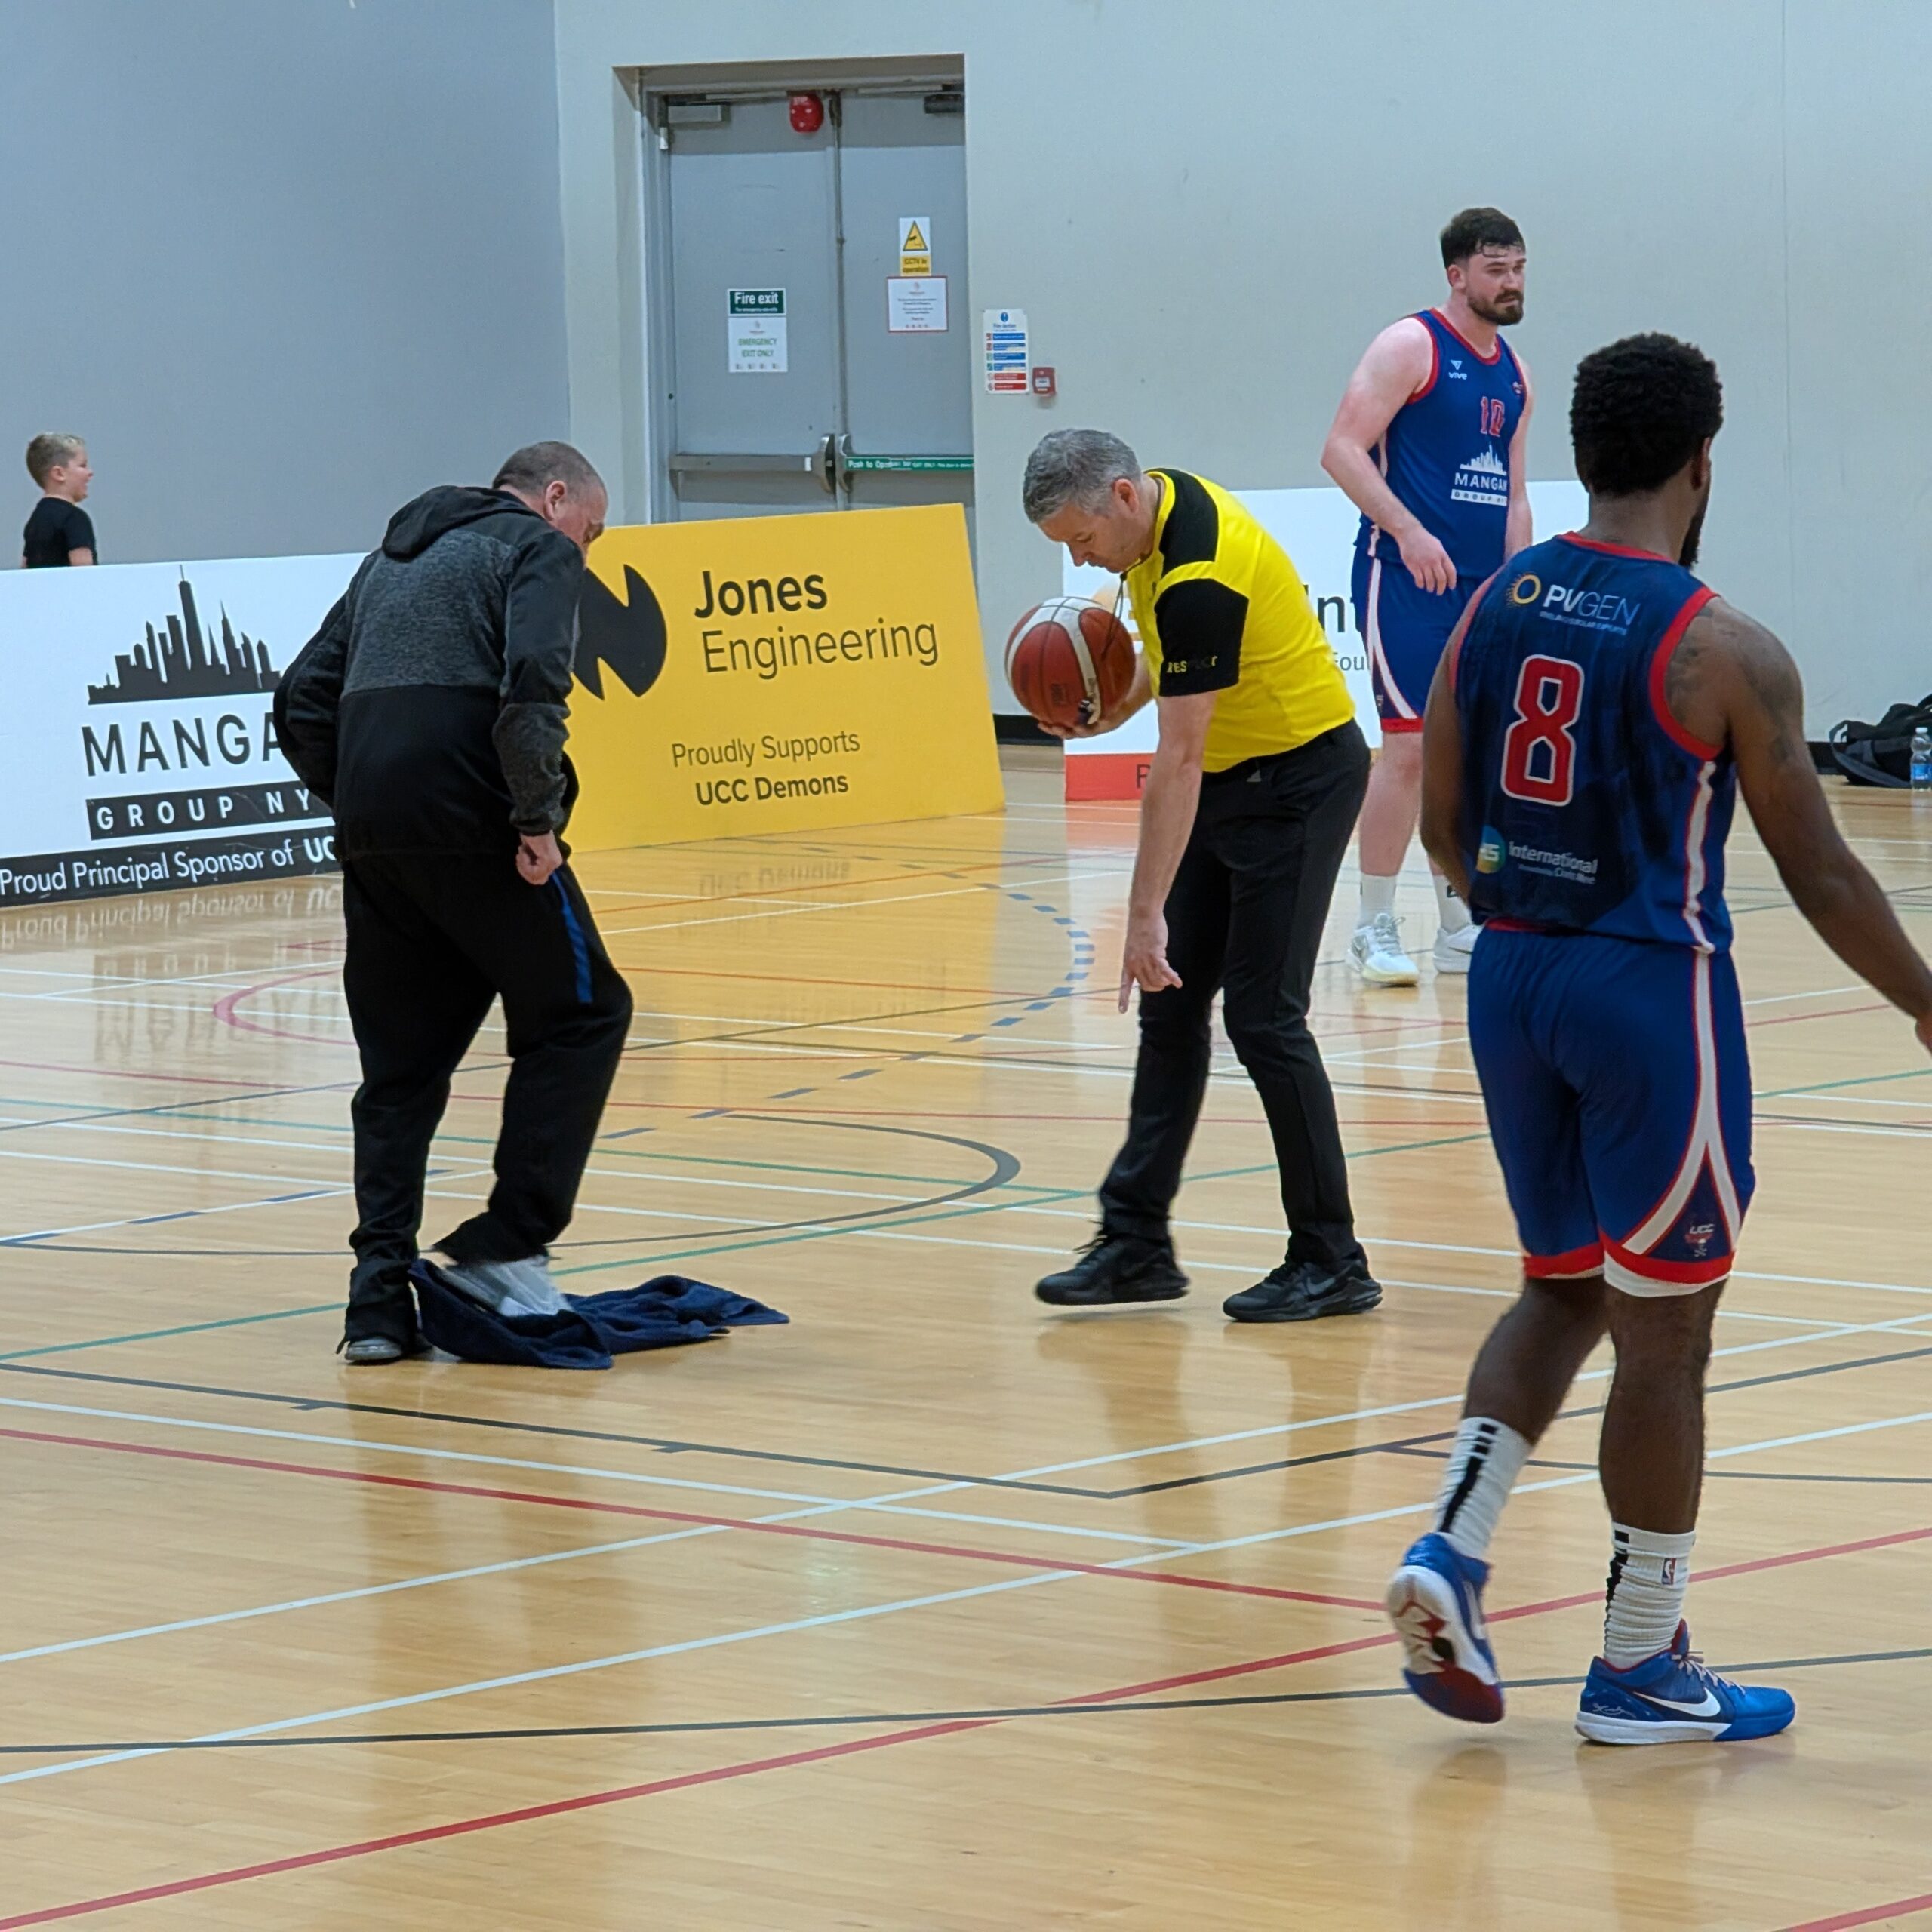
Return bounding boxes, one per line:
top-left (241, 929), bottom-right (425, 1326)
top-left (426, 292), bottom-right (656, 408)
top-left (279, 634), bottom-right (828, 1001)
top-left (1324, 208), bottom-right (1533, 983)
top-left (1383, 333), bottom-right (1932, 1741)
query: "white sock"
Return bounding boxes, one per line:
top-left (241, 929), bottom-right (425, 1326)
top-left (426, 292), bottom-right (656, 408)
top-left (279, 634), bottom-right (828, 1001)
top-left (1358, 872), bottom-right (1399, 926)
top-left (1430, 1417), bottom-right (1531, 1561)
top-left (1432, 871), bottom-right (1472, 934)
top-left (1603, 1524), bottom-right (1694, 1667)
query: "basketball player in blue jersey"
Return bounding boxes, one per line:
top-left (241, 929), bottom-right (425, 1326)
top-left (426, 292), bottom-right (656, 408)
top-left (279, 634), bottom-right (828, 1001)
top-left (1324, 208), bottom-right (1534, 984)
top-left (1384, 334), bottom-right (1932, 1743)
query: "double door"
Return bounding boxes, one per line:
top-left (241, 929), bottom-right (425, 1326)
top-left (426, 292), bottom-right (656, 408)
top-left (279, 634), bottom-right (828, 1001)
top-left (654, 85), bottom-right (973, 528)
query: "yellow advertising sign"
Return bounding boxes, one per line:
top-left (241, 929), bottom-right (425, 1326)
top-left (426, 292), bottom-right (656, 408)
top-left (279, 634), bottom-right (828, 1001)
top-left (565, 503), bottom-right (1001, 849)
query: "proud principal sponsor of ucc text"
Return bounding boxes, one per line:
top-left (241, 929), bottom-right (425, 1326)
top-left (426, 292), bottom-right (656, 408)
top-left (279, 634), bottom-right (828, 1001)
top-left (565, 503), bottom-right (1001, 848)
top-left (0, 552), bottom-right (360, 907)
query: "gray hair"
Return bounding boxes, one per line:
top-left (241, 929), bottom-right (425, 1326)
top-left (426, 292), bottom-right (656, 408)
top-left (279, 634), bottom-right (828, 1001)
top-left (25, 432), bottom-right (85, 487)
top-left (1021, 429), bottom-right (1143, 524)
top-left (492, 440), bottom-right (605, 499)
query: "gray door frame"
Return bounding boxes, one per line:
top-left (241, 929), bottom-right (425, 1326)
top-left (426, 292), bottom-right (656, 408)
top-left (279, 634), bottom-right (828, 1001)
top-left (635, 58), bottom-right (965, 526)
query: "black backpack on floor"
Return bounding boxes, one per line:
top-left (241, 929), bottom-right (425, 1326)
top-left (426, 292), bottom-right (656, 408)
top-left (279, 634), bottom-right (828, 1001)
top-left (1829, 695), bottom-right (1932, 787)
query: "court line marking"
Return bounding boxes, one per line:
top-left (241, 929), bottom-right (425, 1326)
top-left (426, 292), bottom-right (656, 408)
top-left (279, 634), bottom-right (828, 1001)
top-left (1781, 1887), bottom-right (1932, 1931)
top-left (3, 1305), bottom-right (1925, 1546)
top-left (1, 1447), bottom-right (1925, 1816)
top-left (0, 1398), bottom-right (1199, 1549)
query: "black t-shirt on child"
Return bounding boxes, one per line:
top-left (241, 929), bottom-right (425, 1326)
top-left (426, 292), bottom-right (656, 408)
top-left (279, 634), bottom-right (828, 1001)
top-left (23, 498), bottom-right (95, 567)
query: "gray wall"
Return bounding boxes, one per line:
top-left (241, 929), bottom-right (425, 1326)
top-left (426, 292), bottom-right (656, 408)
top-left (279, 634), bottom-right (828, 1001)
top-left (553, 0), bottom-right (1932, 732)
top-left (2, 0), bottom-right (568, 567)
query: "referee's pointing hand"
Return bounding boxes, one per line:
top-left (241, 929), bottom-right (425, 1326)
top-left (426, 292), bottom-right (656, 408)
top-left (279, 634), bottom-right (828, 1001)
top-left (1120, 909), bottom-right (1183, 1011)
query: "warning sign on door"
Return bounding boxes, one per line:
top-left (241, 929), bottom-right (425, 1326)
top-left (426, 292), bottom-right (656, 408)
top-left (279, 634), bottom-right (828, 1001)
top-left (898, 217), bottom-right (932, 275)
top-left (728, 288), bottom-right (787, 374)
top-left (983, 308), bottom-right (1029, 392)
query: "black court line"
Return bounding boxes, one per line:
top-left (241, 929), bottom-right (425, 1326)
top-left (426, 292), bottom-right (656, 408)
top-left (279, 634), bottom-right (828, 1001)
top-left (8, 1324), bottom-right (1929, 1507)
top-left (0, 1359), bottom-right (1086, 1497)
top-left (5, 1647), bottom-right (1921, 1758)
top-left (9, 1115), bottom-right (1026, 1260)
top-left (1097, 1336), bottom-right (1932, 1499)
top-left (1414, 1450), bottom-right (1932, 1487)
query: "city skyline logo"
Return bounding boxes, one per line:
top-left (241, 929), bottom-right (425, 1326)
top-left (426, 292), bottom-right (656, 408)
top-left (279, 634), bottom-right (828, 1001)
top-left (88, 577), bottom-right (280, 706)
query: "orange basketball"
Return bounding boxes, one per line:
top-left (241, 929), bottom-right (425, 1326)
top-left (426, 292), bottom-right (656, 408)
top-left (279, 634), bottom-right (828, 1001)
top-left (1004, 597), bottom-right (1135, 730)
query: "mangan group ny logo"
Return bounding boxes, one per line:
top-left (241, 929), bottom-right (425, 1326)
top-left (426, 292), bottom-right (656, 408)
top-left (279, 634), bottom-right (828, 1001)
top-left (576, 565), bottom-right (666, 700)
top-left (88, 577), bottom-right (280, 705)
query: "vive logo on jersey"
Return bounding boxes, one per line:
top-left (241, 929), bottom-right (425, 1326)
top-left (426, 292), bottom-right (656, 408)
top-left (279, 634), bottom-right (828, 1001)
top-left (1448, 358), bottom-right (1467, 380)
top-left (1477, 826), bottom-right (1507, 873)
top-left (1538, 581), bottom-right (1642, 635)
top-left (1450, 444), bottom-right (1509, 509)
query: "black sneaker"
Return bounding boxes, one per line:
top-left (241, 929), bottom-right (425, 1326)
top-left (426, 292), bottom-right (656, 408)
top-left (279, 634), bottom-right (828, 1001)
top-left (1036, 1232), bottom-right (1189, 1306)
top-left (1223, 1256), bottom-right (1383, 1323)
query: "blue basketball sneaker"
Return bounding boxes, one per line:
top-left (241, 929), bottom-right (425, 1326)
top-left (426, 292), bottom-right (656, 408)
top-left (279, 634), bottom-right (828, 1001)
top-left (1385, 1531), bottom-right (1503, 1724)
top-left (1576, 1623), bottom-right (1795, 1745)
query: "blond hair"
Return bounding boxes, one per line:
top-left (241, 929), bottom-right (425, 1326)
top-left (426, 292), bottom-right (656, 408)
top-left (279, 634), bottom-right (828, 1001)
top-left (26, 434), bottom-right (85, 488)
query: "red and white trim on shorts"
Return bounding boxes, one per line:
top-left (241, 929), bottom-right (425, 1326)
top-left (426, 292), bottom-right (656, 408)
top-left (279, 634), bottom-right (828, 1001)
top-left (1364, 556), bottom-right (1423, 732)
top-left (1602, 950), bottom-right (1743, 1297)
top-left (1524, 1241), bottom-right (1605, 1281)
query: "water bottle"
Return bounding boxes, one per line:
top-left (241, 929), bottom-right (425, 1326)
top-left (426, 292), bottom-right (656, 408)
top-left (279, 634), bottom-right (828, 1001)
top-left (1912, 724), bottom-right (1932, 792)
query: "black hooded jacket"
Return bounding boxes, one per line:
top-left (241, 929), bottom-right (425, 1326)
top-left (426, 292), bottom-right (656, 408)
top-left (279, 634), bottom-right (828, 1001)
top-left (274, 487), bottom-right (583, 859)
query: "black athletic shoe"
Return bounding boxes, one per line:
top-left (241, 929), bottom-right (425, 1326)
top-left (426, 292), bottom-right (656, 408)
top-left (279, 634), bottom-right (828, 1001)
top-left (1036, 1232), bottom-right (1189, 1306)
top-left (1223, 1256), bottom-right (1383, 1323)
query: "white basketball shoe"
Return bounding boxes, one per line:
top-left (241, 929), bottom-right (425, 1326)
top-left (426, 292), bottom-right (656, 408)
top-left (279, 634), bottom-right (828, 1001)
top-left (1349, 912), bottom-right (1420, 987)
top-left (1432, 924), bottom-right (1481, 975)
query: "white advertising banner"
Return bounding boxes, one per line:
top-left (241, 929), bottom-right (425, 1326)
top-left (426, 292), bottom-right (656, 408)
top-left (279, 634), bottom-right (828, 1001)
top-left (1060, 479), bottom-right (1587, 798)
top-left (0, 552), bottom-right (360, 906)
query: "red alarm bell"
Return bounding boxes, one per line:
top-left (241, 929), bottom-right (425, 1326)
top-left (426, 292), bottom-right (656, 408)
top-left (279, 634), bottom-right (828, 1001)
top-left (789, 92), bottom-right (825, 134)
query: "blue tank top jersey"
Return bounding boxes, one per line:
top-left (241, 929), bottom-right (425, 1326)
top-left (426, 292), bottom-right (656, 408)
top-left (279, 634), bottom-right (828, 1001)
top-left (1452, 533), bottom-right (1734, 951)
top-left (1354, 310), bottom-right (1526, 580)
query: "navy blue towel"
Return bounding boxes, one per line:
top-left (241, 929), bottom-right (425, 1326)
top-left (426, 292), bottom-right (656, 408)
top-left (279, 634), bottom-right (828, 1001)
top-left (412, 1263), bottom-right (787, 1370)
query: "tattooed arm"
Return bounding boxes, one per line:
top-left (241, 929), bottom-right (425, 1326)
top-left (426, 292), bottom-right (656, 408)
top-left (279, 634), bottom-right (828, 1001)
top-left (1669, 598), bottom-right (1932, 1044)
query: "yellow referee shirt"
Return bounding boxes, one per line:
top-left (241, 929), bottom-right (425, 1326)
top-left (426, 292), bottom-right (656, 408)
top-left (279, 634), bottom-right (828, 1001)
top-left (1124, 469), bottom-right (1354, 773)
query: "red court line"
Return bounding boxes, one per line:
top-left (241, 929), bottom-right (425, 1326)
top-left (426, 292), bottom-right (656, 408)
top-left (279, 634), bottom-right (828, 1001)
top-left (0, 1426), bottom-right (1382, 1613)
top-left (212, 968), bottom-right (348, 1048)
top-left (1782, 1895), bottom-right (1932, 1931)
top-left (1749, 1002), bottom-right (1890, 1029)
top-left (0, 1721), bottom-right (993, 1929)
top-left (13, 1515), bottom-right (1930, 1927)
top-left (0, 1056), bottom-right (258, 1090)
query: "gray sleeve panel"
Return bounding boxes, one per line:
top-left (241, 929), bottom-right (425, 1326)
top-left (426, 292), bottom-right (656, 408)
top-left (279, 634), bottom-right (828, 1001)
top-left (340, 530), bottom-right (512, 695)
top-left (491, 522), bottom-right (584, 835)
top-left (492, 702), bottom-right (571, 835)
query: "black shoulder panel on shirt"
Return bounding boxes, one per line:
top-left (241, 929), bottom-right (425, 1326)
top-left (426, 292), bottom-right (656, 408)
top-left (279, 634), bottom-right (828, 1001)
top-left (1152, 577), bottom-right (1246, 694)
top-left (1157, 470), bottom-right (1220, 574)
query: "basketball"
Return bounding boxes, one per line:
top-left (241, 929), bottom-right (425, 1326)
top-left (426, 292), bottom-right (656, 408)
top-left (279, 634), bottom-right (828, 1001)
top-left (1004, 595), bottom-right (1135, 730)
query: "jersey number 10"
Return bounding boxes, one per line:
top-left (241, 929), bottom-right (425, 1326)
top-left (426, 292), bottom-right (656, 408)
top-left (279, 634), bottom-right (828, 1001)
top-left (1501, 655), bottom-right (1585, 805)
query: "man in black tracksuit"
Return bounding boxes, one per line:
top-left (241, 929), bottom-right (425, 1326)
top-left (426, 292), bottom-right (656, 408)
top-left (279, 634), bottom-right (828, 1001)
top-left (276, 441), bottom-right (633, 1363)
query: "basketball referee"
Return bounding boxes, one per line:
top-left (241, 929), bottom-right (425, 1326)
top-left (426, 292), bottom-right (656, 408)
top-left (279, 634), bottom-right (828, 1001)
top-left (1024, 429), bottom-right (1380, 1321)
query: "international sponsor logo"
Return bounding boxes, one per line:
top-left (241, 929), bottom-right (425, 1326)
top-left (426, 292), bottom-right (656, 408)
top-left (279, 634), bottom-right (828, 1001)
top-left (1477, 826), bottom-right (1506, 873)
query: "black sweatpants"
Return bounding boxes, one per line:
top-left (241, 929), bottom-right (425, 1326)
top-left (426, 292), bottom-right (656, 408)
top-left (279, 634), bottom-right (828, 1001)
top-left (1099, 722), bottom-right (1371, 1272)
top-left (340, 852), bottom-right (633, 1348)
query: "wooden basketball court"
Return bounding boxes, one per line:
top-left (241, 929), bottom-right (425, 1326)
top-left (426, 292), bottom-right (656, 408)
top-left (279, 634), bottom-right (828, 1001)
top-left (4, 753), bottom-right (1930, 1929)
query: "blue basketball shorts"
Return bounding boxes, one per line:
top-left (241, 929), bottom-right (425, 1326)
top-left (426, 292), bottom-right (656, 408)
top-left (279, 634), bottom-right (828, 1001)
top-left (1466, 928), bottom-right (1755, 1296)
top-left (1350, 547), bottom-right (1480, 734)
